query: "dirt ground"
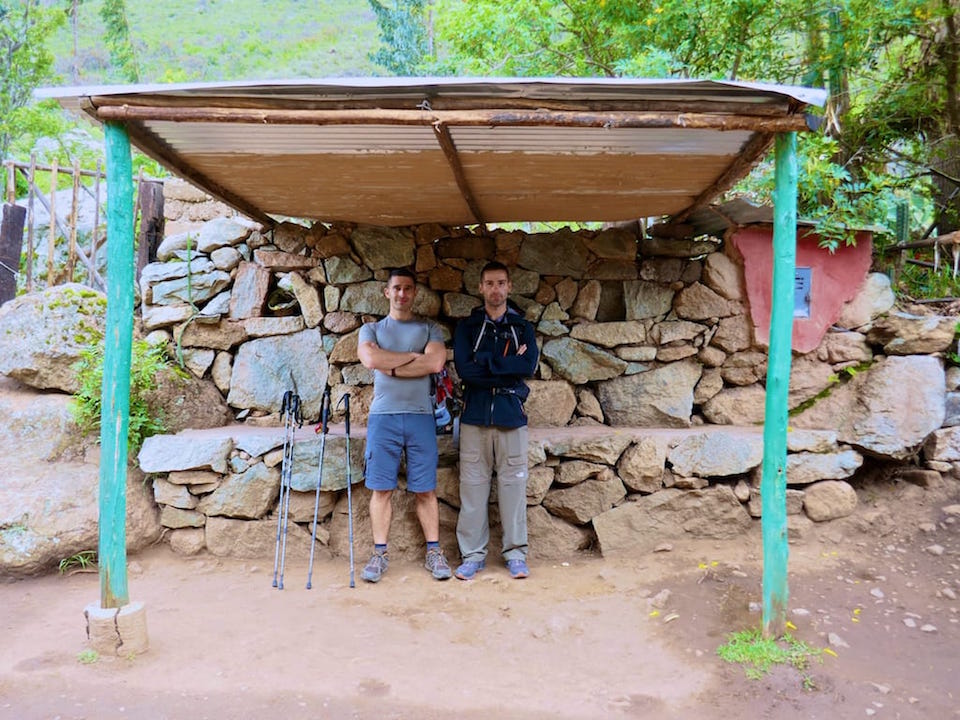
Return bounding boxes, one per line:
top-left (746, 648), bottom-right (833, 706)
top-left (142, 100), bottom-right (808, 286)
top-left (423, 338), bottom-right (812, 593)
top-left (2, 476), bottom-right (959, 720)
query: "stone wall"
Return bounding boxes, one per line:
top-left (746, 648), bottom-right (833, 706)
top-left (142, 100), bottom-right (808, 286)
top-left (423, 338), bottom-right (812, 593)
top-left (134, 211), bottom-right (960, 562)
top-left (162, 179), bottom-right (244, 238)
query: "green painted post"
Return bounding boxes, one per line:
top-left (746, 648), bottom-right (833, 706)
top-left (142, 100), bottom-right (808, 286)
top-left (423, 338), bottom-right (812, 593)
top-left (98, 122), bottom-right (135, 609)
top-left (762, 132), bottom-right (798, 638)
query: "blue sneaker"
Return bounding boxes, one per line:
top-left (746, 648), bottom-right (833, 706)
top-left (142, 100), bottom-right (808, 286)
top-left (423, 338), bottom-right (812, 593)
top-left (361, 552), bottom-right (388, 583)
top-left (506, 558), bottom-right (529, 579)
top-left (455, 559), bottom-right (485, 580)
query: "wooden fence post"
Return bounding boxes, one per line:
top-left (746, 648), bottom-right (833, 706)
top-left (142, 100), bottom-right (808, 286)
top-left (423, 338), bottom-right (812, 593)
top-left (67, 160), bottom-right (81, 282)
top-left (46, 159), bottom-right (58, 286)
top-left (136, 179), bottom-right (164, 282)
top-left (26, 155), bottom-right (36, 293)
top-left (0, 203), bottom-right (26, 305)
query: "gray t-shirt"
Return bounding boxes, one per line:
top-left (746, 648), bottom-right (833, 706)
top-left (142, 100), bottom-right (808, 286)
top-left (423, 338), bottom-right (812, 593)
top-left (359, 315), bottom-right (444, 415)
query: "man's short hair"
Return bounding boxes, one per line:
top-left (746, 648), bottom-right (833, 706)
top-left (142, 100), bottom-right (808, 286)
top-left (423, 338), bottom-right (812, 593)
top-left (387, 267), bottom-right (416, 281)
top-left (480, 261), bottom-right (509, 279)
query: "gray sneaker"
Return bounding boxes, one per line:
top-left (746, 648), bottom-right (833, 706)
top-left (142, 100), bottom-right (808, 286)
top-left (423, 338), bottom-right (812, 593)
top-left (361, 551), bottom-right (389, 583)
top-left (425, 548), bottom-right (452, 580)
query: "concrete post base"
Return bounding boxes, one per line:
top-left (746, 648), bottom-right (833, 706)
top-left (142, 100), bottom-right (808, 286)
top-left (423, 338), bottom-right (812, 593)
top-left (84, 600), bottom-right (149, 656)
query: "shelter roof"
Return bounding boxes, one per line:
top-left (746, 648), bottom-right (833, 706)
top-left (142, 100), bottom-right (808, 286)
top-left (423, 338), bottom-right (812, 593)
top-left (38, 77), bottom-right (826, 229)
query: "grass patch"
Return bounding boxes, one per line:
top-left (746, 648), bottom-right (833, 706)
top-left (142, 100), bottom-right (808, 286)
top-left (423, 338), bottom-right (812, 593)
top-left (788, 360), bottom-right (873, 417)
top-left (717, 628), bottom-right (822, 683)
top-left (77, 649), bottom-right (99, 664)
top-left (59, 550), bottom-right (98, 574)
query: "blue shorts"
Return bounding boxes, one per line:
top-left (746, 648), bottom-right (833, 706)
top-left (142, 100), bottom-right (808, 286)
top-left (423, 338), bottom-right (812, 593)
top-left (364, 413), bottom-right (438, 493)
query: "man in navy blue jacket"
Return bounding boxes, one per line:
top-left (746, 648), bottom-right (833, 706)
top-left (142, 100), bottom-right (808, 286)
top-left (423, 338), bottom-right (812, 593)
top-left (453, 261), bottom-right (539, 580)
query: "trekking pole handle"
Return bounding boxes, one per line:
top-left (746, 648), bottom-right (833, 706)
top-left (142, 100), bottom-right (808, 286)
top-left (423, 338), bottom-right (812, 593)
top-left (338, 392), bottom-right (351, 435)
top-left (316, 386), bottom-right (331, 435)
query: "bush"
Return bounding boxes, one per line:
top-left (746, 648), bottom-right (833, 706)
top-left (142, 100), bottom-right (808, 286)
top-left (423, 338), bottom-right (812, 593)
top-left (72, 335), bottom-right (177, 452)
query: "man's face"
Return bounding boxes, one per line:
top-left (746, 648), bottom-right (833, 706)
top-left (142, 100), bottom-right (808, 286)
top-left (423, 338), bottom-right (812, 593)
top-left (385, 274), bottom-right (417, 312)
top-left (479, 269), bottom-right (511, 311)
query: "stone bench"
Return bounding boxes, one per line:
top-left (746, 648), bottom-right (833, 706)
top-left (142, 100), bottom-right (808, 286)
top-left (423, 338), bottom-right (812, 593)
top-left (138, 423), bottom-right (866, 562)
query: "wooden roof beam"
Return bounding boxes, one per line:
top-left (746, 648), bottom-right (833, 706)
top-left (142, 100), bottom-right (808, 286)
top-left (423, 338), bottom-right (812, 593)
top-left (432, 121), bottom-right (485, 227)
top-left (92, 104), bottom-right (815, 133)
top-left (671, 132), bottom-right (775, 225)
top-left (118, 120), bottom-right (276, 228)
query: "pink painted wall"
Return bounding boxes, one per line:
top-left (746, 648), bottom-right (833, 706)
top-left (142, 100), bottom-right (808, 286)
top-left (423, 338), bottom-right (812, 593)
top-left (730, 226), bottom-right (873, 354)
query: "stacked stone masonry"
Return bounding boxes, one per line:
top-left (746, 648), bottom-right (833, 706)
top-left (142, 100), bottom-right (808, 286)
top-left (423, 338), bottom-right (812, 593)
top-left (134, 207), bottom-right (960, 562)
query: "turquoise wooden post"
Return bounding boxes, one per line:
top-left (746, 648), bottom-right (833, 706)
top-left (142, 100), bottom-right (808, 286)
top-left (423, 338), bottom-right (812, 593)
top-left (761, 131), bottom-right (798, 637)
top-left (98, 122), bottom-right (135, 609)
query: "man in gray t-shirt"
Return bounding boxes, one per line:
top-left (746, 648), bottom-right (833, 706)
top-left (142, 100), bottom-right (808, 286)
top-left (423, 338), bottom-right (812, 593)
top-left (356, 268), bottom-right (451, 583)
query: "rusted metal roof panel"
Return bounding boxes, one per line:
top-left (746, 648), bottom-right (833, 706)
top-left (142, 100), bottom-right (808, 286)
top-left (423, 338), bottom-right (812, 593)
top-left (38, 77), bottom-right (825, 227)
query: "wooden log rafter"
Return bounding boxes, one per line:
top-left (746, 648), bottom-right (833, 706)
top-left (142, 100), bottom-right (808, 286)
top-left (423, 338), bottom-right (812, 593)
top-left (119, 116), bottom-right (276, 228)
top-left (431, 121), bottom-right (485, 227)
top-left (671, 132), bottom-right (775, 225)
top-left (93, 104), bottom-right (814, 133)
top-left (88, 94), bottom-right (795, 117)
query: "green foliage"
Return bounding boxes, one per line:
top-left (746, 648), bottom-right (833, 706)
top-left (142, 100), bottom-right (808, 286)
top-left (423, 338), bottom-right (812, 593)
top-left (897, 259), bottom-right (960, 300)
top-left (49, 0), bottom-right (380, 84)
top-left (717, 628), bottom-right (822, 682)
top-left (99, 0), bottom-right (140, 82)
top-left (427, 0), bottom-right (945, 260)
top-left (76, 648), bottom-right (100, 664)
top-left (734, 134), bottom-right (915, 250)
top-left (72, 334), bottom-right (172, 452)
top-left (429, 0), bottom-right (815, 79)
top-left (0, 1), bottom-right (66, 159)
top-left (59, 549), bottom-right (97, 574)
top-left (949, 322), bottom-right (960, 366)
top-left (788, 360), bottom-right (873, 416)
top-left (368, 0), bottom-right (428, 75)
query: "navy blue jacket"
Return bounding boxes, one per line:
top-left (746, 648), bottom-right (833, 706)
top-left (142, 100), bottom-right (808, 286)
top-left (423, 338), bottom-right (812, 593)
top-left (453, 306), bottom-right (538, 428)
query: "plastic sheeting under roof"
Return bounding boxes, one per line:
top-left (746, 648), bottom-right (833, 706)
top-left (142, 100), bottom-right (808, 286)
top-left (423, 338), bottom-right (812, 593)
top-left (38, 77), bottom-right (826, 229)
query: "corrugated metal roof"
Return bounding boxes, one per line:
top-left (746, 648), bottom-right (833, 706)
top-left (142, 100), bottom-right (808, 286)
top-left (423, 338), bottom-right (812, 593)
top-left (38, 77), bottom-right (826, 228)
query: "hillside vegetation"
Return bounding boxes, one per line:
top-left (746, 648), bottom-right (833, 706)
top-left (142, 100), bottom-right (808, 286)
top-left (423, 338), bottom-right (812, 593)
top-left (49, 0), bottom-right (382, 85)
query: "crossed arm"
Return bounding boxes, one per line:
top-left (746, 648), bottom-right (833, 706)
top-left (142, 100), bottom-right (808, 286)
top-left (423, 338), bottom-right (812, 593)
top-left (358, 339), bottom-right (446, 378)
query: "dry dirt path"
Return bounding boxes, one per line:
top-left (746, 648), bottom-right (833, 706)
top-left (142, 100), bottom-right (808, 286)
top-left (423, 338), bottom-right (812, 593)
top-left (2, 479), bottom-right (958, 720)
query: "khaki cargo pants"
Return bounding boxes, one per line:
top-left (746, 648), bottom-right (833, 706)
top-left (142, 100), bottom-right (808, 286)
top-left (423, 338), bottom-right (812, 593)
top-left (456, 423), bottom-right (529, 563)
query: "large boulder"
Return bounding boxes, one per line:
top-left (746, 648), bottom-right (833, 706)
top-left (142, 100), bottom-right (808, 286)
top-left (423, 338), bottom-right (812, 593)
top-left (0, 380), bottom-right (160, 576)
top-left (0, 284), bottom-right (106, 393)
top-left (792, 355), bottom-right (945, 459)
top-left (0, 462), bottom-right (160, 577)
top-left (0, 380), bottom-right (161, 576)
top-left (0, 376), bottom-right (87, 463)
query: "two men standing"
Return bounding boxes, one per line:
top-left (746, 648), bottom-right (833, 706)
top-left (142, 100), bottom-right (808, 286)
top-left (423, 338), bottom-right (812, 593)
top-left (356, 262), bottom-right (538, 583)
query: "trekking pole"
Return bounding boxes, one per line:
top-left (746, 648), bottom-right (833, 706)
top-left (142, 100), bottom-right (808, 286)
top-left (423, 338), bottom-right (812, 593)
top-left (337, 392), bottom-right (355, 588)
top-left (276, 391), bottom-right (302, 590)
top-left (306, 386), bottom-right (332, 590)
top-left (272, 390), bottom-right (296, 588)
